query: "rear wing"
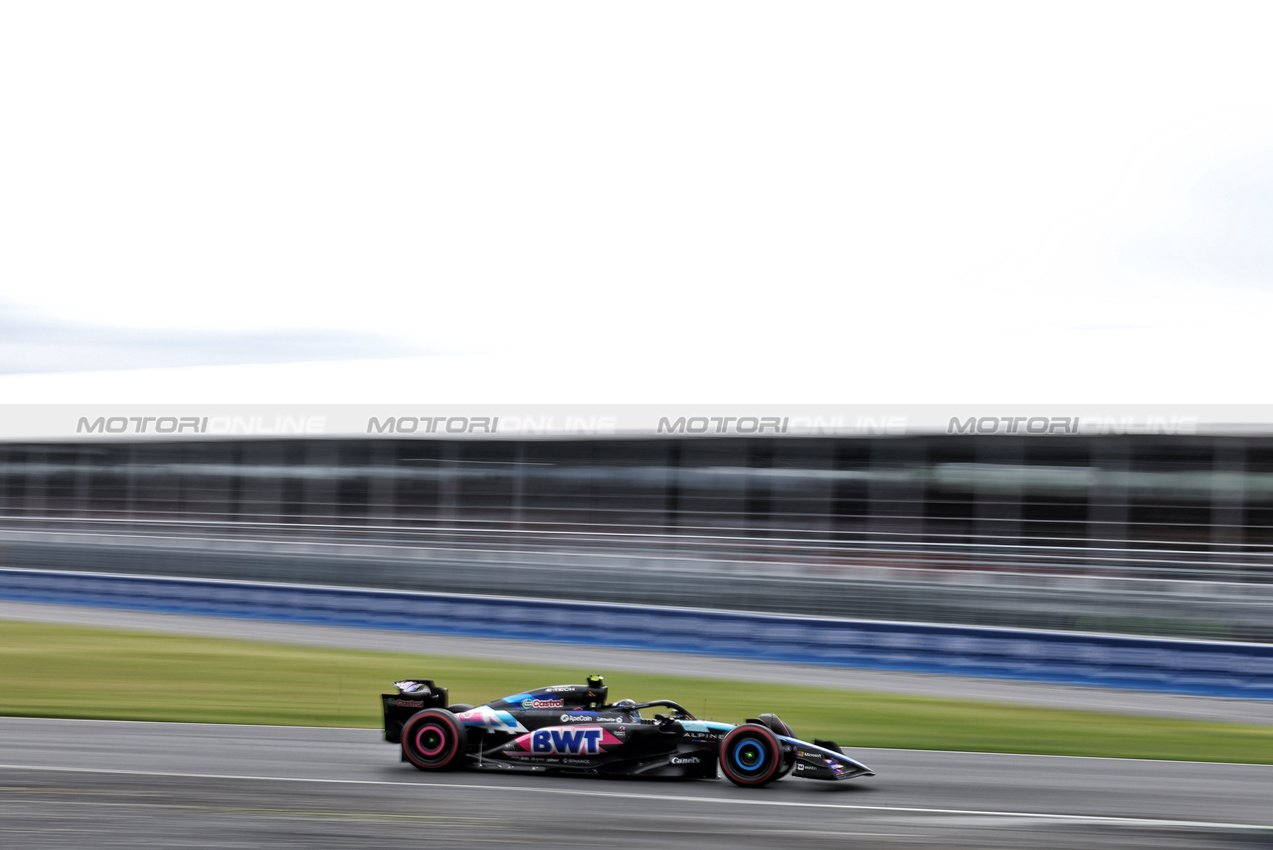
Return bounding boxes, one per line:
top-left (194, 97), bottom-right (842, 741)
top-left (382, 679), bottom-right (449, 743)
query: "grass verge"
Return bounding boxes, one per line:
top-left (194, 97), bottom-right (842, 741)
top-left (2, 619), bottom-right (1270, 763)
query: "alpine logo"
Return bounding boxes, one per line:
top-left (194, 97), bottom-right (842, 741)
top-left (522, 697), bottom-right (565, 709)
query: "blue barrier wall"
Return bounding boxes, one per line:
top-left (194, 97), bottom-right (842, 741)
top-left (3, 568), bottom-right (1270, 699)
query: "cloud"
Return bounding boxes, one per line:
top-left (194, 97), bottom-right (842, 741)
top-left (1146, 160), bottom-right (1273, 291)
top-left (4, 3), bottom-right (1273, 376)
top-left (0, 302), bottom-right (433, 374)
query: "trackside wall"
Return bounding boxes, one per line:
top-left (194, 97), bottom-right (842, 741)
top-left (3, 568), bottom-right (1269, 700)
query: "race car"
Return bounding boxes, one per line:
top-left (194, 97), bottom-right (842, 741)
top-left (382, 675), bottom-right (874, 787)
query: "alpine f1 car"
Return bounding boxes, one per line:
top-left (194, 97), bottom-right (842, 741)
top-left (382, 675), bottom-right (874, 787)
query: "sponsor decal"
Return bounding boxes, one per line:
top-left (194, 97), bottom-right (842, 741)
top-left (676, 720), bottom-right (732, 735)
top-left (522, 697), bottom-right (565, 709)
top-left (559, 713), bottom-right (622, 723)
top-left (533, 728), bottom-right (603, 755)
top-left (456, 707), bottom-right (526, 733)
top-left (670, 756), bottom-right (701, 765)
top-left (544, 686), bottom-right (576, 693)
top-left (387, 699), bottom-right (424, 708)
top-left (510, 727), bottom-right (622, 756)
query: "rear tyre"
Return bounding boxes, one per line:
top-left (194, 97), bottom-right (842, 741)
top-left (719, 724), bottom-right (783, 787)
top-left (401, 708), bottom-right (467, 771)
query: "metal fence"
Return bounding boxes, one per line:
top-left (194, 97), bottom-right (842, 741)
top-left (3, 513), bottom-right (1271, 641)
top-left (2, 434), bottom-right (1273, 642)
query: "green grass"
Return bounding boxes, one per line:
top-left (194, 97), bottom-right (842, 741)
top-left (2, 619), bottom-right (1271, 763)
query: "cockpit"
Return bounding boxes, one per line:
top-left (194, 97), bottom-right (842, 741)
top-left (603, 698), bottom-right (697, 723)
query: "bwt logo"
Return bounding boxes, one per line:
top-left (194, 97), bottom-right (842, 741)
top-left (531, 728), bottom-right (604, 755)
top-left (367, 416), bottom-right (498, 434)
top-left (657, 416), bottom-right (788, 435)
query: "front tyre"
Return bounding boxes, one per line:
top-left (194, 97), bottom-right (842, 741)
top-left (757, 714), bottom-right (797, 778)
top-left (719, 723), bottom-right (783, 787)
top-left (401, 708), bottom-right (467, 771)
top-left (758, 713), bottom-right (794, 738)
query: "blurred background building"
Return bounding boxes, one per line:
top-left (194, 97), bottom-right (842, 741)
top-left (2, 430), bottom-right (1270, 642)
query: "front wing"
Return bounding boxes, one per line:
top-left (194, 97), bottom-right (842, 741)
top-left (783, 737), bottom-right (875, 781)
top-left (681, 720), bottom-right (874, 781)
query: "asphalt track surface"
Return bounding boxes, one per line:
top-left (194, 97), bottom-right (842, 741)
top-left (2, 718), bottom-right (1272, 850)
top-left (4, 602), bottom-right (1273, 847)
top-left (3, 600), bottom-right (1270, 725)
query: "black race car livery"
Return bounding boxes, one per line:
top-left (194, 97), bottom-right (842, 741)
top-left (382, 675), bottom-right (874, 787)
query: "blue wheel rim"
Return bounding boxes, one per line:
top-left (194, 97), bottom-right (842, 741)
top-left (732, 738), bottom-right (766, 772)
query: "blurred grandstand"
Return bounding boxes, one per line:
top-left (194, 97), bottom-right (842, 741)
top-left (2, 431), bottom-right (1271, 642)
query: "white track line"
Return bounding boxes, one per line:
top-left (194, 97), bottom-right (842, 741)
top-left (6, 719), bottom-right (1271, 768)
top-left (0, 763), bottom-right (1269, 832)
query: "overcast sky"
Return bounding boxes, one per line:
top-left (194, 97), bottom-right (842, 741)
top-left (2, 2), bottom-right (1272, 401)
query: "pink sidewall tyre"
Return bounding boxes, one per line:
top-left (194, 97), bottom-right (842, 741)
top-left (401, 708), bottom-right (467, 771)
